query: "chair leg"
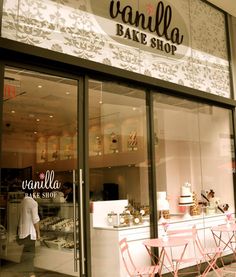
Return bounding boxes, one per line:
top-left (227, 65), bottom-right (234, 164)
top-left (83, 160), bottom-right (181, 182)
top-left (201, 257), bottom-right (222, 277)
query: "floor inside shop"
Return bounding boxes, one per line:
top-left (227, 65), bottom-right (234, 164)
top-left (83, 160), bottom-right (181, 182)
top-left (0, 260), bottom-right (73, 277)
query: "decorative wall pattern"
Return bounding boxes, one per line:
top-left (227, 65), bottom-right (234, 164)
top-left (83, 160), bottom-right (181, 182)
top-left (1, 0), bottom-right (230, 98)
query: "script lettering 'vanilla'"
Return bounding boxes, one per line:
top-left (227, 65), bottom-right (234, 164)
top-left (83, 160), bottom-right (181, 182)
top-left (109, 0), bottom-right (183, 45)
top-left (22, 170), bottom-right (61, 190)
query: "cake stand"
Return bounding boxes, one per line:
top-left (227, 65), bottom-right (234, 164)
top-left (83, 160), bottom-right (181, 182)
top-left (179, 203), bottom-right (194, 219)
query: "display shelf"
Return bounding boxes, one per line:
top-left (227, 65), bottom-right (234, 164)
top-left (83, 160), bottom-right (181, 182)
top-left (5, 200), bottom-right (79, 277)
top-left (40, 229), bottom-right (75, 234)
top-left (89, 149), bottom-right (146, 168)
top-left (93, 221), bottom-right (150, 231)
top-left (162, 212), bottom-right (227, 225)
top-left (35, 158), bottom-right (77, 172)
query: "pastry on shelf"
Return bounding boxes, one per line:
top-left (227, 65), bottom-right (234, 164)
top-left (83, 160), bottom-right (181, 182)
top-left (61, 241), bottom-right (75, 250)
top-left (94, 136), bottom-right (102, 155)
top-left (127, 130), bottom-right (138, 151)
top-left (109, 132), bottom-right (119, 153)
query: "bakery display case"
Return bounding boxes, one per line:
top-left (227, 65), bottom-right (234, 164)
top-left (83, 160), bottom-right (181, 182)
top-left (39, 215), bottom-right (78, 251)
top-left (34, 202), bottom-right (79, 276)
top-left (5, 198), bottom-right (80, 276)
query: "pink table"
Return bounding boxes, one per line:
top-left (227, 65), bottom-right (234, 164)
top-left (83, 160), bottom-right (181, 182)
top-left (211, 223), bottom-right (236, 261)
top-left (143, 236), bottom-right (189, 277)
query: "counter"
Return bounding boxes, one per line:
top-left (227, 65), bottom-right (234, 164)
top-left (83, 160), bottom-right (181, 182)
top-left (91, 212), bottom-right (231, 277)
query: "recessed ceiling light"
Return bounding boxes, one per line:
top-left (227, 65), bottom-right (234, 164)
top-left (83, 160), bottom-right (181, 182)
top-left (34, 131), bottom-right (38, 134)
top-left (36, 118), bottom-right (40, 122)
top-left (11, 110), bottom-right (15, 114)
top-left (132, 107), bottom-right (137, 111)
top-left (99, 100), bottom-right (103, 104)
top-left (66, 91), bottom-right (70, 95)
top-left (38, 85), bottom-right (42, 88)
top-left (49, 115), bottom-right (53, 118)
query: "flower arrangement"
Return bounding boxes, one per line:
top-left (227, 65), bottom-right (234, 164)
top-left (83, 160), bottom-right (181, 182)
top-left (225, 212), bottom-right (233, 224)
top-left (161, 221), bottom-right (169, 241)
top-left (162, 221), bottom-right (169, 233)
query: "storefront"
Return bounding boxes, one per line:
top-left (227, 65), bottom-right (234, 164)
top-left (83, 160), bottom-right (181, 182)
top-left (0, 1), bottom-right (236, 277)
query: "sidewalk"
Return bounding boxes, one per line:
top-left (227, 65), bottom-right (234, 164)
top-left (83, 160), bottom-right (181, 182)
top-left (207, 264), bottom-right (236, 276)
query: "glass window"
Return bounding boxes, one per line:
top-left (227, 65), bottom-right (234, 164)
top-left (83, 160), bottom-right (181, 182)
top-left (153, 93), bottom-right (235, 240)
top-left (88, 79), bottom-right (151, 276)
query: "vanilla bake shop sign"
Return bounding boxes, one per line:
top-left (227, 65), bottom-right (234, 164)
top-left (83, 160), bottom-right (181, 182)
top-left (22, 170), bottom-right (61, 198)
top-left (90, 0), bottom-right (189, 58)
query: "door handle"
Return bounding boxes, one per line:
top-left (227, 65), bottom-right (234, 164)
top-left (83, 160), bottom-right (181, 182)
top-left (73, 170), bottom-right (78, 272)
top-left (79, 168), bottom-right (85, 275)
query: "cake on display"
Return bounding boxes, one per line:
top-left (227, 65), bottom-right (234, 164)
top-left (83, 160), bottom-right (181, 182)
top-left (179, 182), bottom-right (194, 219)
top-left (179, 182), bottom-right (194, 206)
top-left (157, 191), bottom-right (169, 209)
top-left (157, 191), bottom-right (170, 222)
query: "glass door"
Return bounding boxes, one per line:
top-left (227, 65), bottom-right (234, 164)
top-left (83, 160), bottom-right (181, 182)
top-left (0, 66), bottom-right (84, 276)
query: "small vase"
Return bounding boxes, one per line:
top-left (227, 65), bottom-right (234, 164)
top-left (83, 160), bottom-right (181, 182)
top-left (162, 232), bottom-right (169, 241)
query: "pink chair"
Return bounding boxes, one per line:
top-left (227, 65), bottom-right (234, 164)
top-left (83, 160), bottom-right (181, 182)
top-left (167, 225), bottom-right (223, 276)
top-left (167, 227), bottom-right (202, 275)
top-left (119, 238), bottom-right (159, 276)
top-left (193, 226), bottom-right (223, 276)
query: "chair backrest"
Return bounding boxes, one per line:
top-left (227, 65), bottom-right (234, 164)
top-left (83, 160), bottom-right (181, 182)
top-left (119, 238), bottom-right (137, 276)
top-left (167, 225), bottom-right (201, 260)
top-left (170, 225), bottom-right (208, 257)
top-left (167, 227), bottom-right (195, 239)
top-left (191, 225), bottom-right (208, 256)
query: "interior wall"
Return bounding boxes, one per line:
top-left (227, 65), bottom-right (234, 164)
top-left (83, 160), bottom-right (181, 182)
top-left (2, 133), bottom-right (36, 170)
top-left (89, 165), bottom-right (149, 206)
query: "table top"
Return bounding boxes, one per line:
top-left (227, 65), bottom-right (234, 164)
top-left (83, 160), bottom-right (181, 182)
top-left (143, 236), bottom-right (189, 248)
top-left (211, 223), bottom-right (236, 232)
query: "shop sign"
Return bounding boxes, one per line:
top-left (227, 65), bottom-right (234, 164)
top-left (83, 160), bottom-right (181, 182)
top-left (90, 0), bottom-right (189, 59)
top-left (22, 170), bottom-right (61, 198)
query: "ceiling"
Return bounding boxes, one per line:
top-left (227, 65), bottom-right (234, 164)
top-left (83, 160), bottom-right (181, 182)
top-left (207, 0), bottom-right (236, 17)
top-left (3, 68), bottom-right (145, 138)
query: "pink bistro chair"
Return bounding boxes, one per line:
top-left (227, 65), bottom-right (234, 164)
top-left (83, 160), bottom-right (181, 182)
top-left (167, 225), bottom-right (223, 277)
top-left (167, 227), bottom-right (202, 276)
top-left (119, 238), bottom-right (159, 276)
top-left (193, 226), bottom-right (223, 277)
